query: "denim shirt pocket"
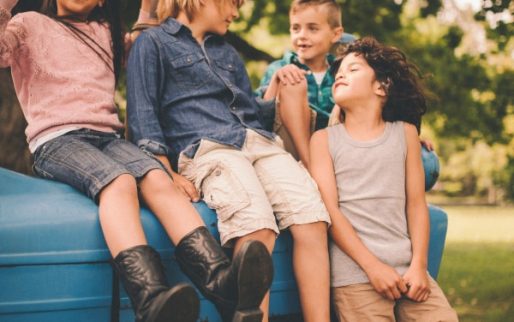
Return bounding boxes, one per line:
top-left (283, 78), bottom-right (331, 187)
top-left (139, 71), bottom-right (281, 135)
top-left (214, 59), bottom-right (237, 84)
top-left (170, 52), bottom-right (209, 90)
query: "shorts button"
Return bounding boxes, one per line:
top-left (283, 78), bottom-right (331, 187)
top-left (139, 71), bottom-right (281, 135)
top-left (215, 169), bottom-right (222, 176)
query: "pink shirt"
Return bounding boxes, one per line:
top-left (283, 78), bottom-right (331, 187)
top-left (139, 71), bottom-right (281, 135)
top-left (0, 7), bottom-right (123, 146)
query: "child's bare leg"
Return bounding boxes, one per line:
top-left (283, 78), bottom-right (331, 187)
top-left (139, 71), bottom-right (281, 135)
top-left (289, 222), bottom-right (330, 322)
top-left (98, 173), bottom-right (147, 257)
top-left (277, 80), bottom-right (312, 168)
top-left (138, 169), bottom-right (204, 244)
top-left (235, 229), bottom-right (276, 322)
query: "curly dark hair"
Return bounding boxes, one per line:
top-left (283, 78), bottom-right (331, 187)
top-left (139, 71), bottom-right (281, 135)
top-left (330, 37), bottom-right (427, 132)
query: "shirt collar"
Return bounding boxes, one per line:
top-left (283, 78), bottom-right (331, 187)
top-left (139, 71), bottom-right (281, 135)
top-left (283, 51), bottom-right (336, 69)
top-left (161, 18), bottom-right (224, 43)
top-left (161, 18), bottom-right (184, 35)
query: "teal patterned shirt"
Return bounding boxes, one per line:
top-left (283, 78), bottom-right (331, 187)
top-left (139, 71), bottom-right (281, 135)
top-left (256, 51), bottom-right (336, 130)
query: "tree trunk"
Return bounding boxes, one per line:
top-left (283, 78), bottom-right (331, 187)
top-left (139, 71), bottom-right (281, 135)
top-left (0, 68), bottom-right (32, 175)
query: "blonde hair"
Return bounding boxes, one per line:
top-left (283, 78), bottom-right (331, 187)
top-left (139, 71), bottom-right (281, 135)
top-left (157, 0), bottom-right (199, 22)
top-left (157, 0), bottom-right (244, 22)
top-left (290, 0), bottom-right (342, 29)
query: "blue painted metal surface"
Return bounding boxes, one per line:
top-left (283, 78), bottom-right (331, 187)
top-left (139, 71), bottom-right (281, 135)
top-left (0, 167), bottom-right (447, 321)
top-left (422, 146), bottom-right (440, 192)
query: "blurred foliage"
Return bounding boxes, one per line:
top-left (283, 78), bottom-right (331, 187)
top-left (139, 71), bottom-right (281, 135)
top-left (474, 0), bottom-right (513, 51)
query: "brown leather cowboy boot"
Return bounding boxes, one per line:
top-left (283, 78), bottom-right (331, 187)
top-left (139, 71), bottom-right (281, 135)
top-left (175, 226), bottom-right (273, 322)
top-left (113, 245), bottom-right (199, 322)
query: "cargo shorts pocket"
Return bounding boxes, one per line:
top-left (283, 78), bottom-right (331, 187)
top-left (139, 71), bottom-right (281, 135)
top-left (200, 162), bottom-right (251, 223)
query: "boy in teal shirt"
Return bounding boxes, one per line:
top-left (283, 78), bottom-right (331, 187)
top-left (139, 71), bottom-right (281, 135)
top-left (256, 0), bottom-right (346, 168)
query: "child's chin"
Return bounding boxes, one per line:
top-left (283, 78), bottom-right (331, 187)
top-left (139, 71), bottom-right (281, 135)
top-left (215, 28), bottom-right (228, 36)
top-left (297, 52), bottom-right (313, 61)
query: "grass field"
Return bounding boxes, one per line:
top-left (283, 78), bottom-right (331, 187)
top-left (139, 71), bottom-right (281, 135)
top-left (437, 206), bottom-right (514, 322)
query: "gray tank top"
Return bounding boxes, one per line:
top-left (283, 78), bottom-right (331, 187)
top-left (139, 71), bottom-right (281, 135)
top-left (327, 121), bottom-right (412, 287)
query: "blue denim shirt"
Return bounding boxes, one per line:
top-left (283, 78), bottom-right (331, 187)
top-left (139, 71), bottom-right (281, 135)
top-left (127, 18), bottom-right (275, 168)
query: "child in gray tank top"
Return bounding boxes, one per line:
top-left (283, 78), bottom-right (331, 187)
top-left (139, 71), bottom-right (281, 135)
top-left (309, 37), bottom-right (458, 321)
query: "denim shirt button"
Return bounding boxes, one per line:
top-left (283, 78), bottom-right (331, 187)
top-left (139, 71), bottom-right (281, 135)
top-left (231, 106), bottom-right (236, 111)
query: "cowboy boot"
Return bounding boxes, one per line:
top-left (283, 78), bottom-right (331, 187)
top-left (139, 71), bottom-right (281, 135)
top-left (113, 245), bottom-right (199, 322)
top-left (175, 226), bottom-right (274, 322)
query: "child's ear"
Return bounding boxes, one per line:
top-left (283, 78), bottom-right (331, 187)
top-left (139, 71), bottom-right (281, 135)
top-left (331, 26), bottom-right (344, 44)
top-left (373, 79), bottom-right (387, 97)
top-left (374, 79), bottom-right (389, 98)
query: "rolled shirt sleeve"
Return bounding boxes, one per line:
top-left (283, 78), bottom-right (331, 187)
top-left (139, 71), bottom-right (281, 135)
top-left (126, 32), bottom-right (169, 156)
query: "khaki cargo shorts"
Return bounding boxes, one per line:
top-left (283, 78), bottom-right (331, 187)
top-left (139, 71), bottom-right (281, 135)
top-left (332, 276), bottom-right (459, 322)
top-left (178, 129), bottom-right (330, 246)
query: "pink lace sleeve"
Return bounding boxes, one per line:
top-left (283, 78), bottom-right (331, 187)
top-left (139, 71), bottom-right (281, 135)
top-left (0, 7), bottom-right (26, 67)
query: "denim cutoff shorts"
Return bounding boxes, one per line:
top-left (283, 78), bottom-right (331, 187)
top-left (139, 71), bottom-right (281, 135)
top-left (33, 129), bottom-right (164, 202)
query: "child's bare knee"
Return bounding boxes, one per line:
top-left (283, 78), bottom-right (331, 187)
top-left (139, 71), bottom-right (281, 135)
top-left (102, 174), bottom-right (137, 198)
top-left (290, 222), bottom-right (328, 242)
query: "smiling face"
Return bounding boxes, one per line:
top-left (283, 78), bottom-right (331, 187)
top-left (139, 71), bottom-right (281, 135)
top-left (56, 0), bottom-right (102, 19)
top-left (332, 53), bottom-right (385, 109)
top-left (289, 5), bottom-right (342, 68)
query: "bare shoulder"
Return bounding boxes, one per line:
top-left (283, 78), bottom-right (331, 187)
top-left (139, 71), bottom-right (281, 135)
top-left (402, 122), bottom-right (418, 136)
top-left (402, 122), bottom-right (420, 143)
top-left (310, 128), bottom-right (328, 146)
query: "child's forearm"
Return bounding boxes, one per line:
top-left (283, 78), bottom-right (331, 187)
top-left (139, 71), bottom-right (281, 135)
top-left (0, 0), bottom-right (23, 68)
top-left (0, 0), bottom-right (18, 12)
top-left (407, 202), bottom-right (429, 268)
top-left (139, 0), bottom-right (158, 20)
top-left (263, 74), bottom-right (279, 100)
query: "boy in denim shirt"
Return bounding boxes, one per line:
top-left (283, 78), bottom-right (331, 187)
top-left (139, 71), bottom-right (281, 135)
top-left (127, 1), bottom-right (332, 321)
top-left (256, 0), bottom-right (345, 168)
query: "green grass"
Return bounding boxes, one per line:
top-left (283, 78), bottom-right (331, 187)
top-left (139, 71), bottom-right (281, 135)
top-left (437, 206), bottom-right (514, 322)
top-left (438, 243), bottom-right (514, 322)
top-left (443, 206), bottom-right (514, 243)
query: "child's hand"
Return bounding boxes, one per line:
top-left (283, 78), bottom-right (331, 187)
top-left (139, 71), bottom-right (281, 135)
top-left (171, 171), bottom-right (200, 202)
top-left (273, 64), bottom-right (307, 86)
top-left (0, 0), bottom-right (19, 11)
top-left (420, 138), bottom-right (434, 151)
top-left (366, 261), bottom-right (408, 300)
top-left (402, 265), bottom-right (431, 302)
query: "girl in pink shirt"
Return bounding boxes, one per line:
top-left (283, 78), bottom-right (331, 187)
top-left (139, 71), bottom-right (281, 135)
top-left (0, 1), bottom-right (272, 321)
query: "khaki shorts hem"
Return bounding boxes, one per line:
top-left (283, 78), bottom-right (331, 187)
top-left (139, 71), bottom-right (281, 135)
top-left (278, 212), bottom-right (331, 230)
top-left (220, 224), bottom-right (280, 247)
